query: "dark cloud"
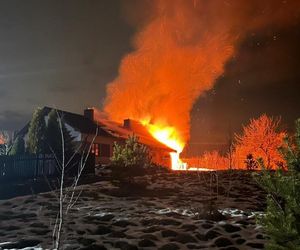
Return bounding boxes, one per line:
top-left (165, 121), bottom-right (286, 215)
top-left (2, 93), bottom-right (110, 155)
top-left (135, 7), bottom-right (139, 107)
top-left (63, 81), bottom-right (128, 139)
top-left (0, 0), bottom-right (133, 131)
top-left (48, 82), bottom-right (81, 93)
top-left (0, 89), bottom-right (6, 98)
top-left (0, 110), bottom-right (30, 131)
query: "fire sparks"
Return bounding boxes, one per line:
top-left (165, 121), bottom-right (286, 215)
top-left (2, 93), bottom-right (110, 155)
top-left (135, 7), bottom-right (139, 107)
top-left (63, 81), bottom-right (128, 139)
top-left (141, 119), bottom-right (187, 170)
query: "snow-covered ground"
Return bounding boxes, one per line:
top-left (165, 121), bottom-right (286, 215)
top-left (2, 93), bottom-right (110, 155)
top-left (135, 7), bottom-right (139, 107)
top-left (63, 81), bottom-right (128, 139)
top-left (0, 171), bottom-right (267, 249)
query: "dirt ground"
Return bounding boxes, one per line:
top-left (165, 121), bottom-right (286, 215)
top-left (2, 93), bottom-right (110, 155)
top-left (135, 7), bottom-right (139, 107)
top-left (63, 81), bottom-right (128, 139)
top-left (0, 171), bottom-right (268, 250)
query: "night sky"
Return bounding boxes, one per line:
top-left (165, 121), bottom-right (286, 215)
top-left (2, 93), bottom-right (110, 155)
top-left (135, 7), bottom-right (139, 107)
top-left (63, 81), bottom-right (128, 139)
top-left (0, 0), bottom-right (133, 129)
top-left (0, 0), bottom-right (299, 155)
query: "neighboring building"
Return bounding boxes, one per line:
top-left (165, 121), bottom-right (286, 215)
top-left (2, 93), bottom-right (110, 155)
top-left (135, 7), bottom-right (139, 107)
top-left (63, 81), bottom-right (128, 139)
top-left (18, 107), bottom-right (174, 168)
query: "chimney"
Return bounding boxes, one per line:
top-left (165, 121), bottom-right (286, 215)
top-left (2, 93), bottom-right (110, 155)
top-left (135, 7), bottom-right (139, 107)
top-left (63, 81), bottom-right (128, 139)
top-left (123, 119), bottom-right (131, 129)
top-left (84, 108), bottom-right (94, 121)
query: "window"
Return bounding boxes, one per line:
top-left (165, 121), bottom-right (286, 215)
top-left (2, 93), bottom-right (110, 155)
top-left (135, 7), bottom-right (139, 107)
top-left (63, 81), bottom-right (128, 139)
top-left (92, 143), bottom-right (99, 156)
top-left (92, 143), bottom-right (110, 157)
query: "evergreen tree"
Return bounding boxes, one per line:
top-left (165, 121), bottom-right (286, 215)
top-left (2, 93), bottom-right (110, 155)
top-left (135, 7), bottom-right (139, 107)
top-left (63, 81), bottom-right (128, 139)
top-left (255, 118), bottom-right (300, 249)
top-left (27, 108), bottom-right (46, 154)
top-left (111, 135), bottom-right (151, 168)
top-left (45, 109), bottom-right (75, 157)
top-left (9, 136), bottom-right (25, 155)
top-left (46, 109), bottom-right (62, 154)
top-left (111, 135), bottom-right (152, 180)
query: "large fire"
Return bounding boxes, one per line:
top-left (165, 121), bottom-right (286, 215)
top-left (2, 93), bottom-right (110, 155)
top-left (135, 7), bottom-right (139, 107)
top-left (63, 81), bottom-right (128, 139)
top-left (141, 119), bottom-right (187, 170)
top-left (141, 119), bottom-right (213, 171)
top-left (102, 1), bottom-right (300, 170)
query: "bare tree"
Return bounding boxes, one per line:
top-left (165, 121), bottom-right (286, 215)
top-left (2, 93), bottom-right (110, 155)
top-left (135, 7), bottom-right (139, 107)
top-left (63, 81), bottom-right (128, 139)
top-left (235, 114), bottom-right (286, 169)
top-left (227, 125), bottom-right (234, 171)
top-left (225, 126), bottom-right (234, 198)
top-left (50, 110), bottom-right (98, 249)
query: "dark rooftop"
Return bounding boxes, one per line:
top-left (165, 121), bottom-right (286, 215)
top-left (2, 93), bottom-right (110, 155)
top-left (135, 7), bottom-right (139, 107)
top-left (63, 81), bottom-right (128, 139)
top-left (18, 107), bottom-right (175, 152)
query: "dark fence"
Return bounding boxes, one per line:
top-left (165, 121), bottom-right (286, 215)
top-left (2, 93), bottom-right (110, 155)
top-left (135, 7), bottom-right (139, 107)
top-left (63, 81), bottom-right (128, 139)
top-left (0, 154), bottom-right (95, 182)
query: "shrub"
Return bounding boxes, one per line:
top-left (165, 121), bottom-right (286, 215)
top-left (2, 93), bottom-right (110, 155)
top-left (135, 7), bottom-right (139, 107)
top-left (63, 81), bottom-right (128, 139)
top-left (245, 154), bottom-right (258, 170)
top-left (255, 118), bottom-right (300, 249)
top-left (111, 135), bottom-right (151, 180)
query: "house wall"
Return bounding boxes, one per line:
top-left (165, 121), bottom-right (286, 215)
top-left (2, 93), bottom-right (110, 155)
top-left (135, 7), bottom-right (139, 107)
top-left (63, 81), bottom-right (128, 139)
top-left (83, 134), bottom-right (124, 165)
top-left (82, 133), bottom-right (172, 168)
top-left (150, 148), bottom-right (172, 168)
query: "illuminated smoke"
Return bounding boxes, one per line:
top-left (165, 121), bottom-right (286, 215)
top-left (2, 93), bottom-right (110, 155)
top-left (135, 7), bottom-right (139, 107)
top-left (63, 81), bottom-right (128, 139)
top-left (104, 0), bottom-right (300, 146)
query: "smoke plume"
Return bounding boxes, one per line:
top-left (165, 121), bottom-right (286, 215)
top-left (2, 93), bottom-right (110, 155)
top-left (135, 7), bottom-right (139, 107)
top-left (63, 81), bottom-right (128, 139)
top-left (103, 0), bottom-right (300, 144)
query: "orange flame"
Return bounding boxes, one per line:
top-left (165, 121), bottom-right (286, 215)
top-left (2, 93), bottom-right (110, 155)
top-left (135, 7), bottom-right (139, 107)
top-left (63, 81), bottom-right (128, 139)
top-left (103, 1), bottom-right (300, 170)
top-left (141, 119), bottom-right (187, 170)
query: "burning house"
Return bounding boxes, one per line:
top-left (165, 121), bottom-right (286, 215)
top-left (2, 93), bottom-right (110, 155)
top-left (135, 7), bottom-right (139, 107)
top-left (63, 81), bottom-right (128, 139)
top-left (18, 107), bottom-right (174, 168)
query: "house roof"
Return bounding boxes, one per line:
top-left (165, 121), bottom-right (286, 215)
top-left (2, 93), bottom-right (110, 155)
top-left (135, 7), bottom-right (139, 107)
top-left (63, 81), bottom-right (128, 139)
top-left (96, 117), bottom-right (175, 152)
top-left (18, 107), bottom-right (112, 138)
top-left (20, 107), bottom-right (175, 152)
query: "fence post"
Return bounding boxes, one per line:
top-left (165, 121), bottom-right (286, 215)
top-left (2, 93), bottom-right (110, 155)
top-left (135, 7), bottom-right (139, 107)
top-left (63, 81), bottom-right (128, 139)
top-left (35, 154), bottom-right (38, 178)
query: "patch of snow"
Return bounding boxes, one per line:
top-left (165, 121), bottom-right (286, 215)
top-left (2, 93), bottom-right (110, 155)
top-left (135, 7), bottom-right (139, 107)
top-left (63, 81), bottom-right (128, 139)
top-left (219, 208), bottom-right (264, 218)
top-left (181, 209), bottom-right (196, 217)
top-left (19, 247), bottom-right (43, 250)
top-left (0, 242), bottom-right (12, 246)
top-left (94, 212), bottom-right (113, 217)
top-left (0, 242), bottom-right (43, 250)
top-left (155, 208), bottom-right (172, 214)
top-left (76, 205), bottom-right (94, 210)
top-left (115, 217), bottom-right (130, 221)
top-left (64, 123), bottom-right (81, 142)
top-left (220, 208), bottom-right (246, 217)
top-left (154, 208), bottom-right (195, 217)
